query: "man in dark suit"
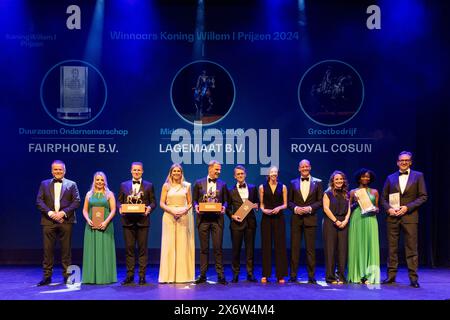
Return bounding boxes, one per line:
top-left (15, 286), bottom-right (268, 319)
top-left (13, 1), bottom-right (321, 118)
top-left (381, 151), bottom-right (427, 288)
top-left (226, 165), bottom-right (259, 283)
top-left (36, 160), bottom-right (81, 286)
top-left (118, 162), bottom-right (156, 285)
top-left (193, 160), bottom-right (228, 285)
top-left (288, 159), bottom-right (323, 284)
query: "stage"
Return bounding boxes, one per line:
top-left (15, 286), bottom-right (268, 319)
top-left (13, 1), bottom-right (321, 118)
top-left (1, 265), bottom-right (448, 300)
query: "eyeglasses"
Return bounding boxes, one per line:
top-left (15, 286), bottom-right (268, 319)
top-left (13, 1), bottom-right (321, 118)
top-left (398, 160), bottom-right (411, 163)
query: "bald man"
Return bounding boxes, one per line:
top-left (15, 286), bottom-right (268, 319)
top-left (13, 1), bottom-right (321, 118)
top-left (288, 159), bottom-right (323, 284)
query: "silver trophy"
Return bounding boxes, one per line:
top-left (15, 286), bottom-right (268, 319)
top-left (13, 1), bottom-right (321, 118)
top-left (58, 66), bottom-right (91, 120)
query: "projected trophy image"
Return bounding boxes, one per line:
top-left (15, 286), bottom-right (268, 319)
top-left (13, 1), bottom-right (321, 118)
top-left (40, 60), bottom-right (107, 126)
top-left (58, 66), bottom-right (91, 120)
top-left (298, 60), bottom-right (364, 126)
top-left (171, 61), bottom-right (235, 125)
top-left (193, 70), bottom-right (215, 119)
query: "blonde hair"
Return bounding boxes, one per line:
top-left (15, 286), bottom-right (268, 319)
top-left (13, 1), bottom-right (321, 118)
top-left (88, 171), bottom-right (112, 199)
top-left (165, 163), bottom-right (188, 188)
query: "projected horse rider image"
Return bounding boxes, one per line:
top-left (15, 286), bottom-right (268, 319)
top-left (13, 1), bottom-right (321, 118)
top-left (171, 61), bottom-right (235, 125)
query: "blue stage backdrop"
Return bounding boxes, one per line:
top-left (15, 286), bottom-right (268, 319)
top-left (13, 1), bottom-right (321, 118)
top-left (1, 0), bottom-right (449, 265)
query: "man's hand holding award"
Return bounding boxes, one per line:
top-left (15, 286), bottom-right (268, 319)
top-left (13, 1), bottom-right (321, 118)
top-left (232, 199), bottom-right (255, 222)
top-left (355, 188), bottom-right (377, 215)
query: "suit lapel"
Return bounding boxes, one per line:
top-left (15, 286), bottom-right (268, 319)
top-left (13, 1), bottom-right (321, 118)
top-left (306, 178), bottom-right (315, 201)
top-left (127, 181), bottom-right (133, 195)
top-left (60, 179), bottom-right (68, 200)
top-left (403, 171), bottom-right (415, 195)
top-left (393, 173), bottom-right (401, 193)
top-left (217, 180), bottom-right (223, 198)
top-left (49, 180), bottom-right (55, 201)
top-left (248, 185), bottom-right (256, 203)
top-left (201, 178), bottom-right (208, 196)
top-left (233, 186), bottom-right (244, 204)
top-left (296, 179), bottom-right (303, 201)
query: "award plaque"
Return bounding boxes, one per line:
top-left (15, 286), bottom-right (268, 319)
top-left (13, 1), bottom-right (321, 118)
top-left (234, 199), bottom-right (254, 220)
top-left (354, 189), bottom-right (376, 215)
top-left (199, 202), bottom-right (222, 212)
top-left (91, 206), bottom-right (105, 229)
top-left (122, 190), bottom-right (146, 214)
top-left (199, 188), bottom-right (222, 212)
top-left (389, 193), bottom-right (400, 210)
top-left (58, 66), bottom-right (91, 120)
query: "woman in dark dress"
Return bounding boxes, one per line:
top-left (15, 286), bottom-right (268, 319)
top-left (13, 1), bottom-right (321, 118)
top-left (259, 166), bottom-right (288, 283)
top-left (322, 170), bottom-right (351, 284)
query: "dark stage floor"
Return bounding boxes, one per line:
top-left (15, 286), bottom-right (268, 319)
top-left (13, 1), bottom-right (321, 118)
top-left (0, 265), bottom-right (448, 300)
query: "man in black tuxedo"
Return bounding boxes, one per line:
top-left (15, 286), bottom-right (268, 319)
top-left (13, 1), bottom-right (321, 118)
top-left (288, 159), bottom-right (323, 284)
top-left (193, 160), bottom-right (228, 285)
top-left (118, 162), bottom-right (156, 285)
top-left (381, 151), bottom-right (427, 288)
top-left (226, 165), bottom-right (259, 283)
top-left (36, 160), bottom-right (81, 286)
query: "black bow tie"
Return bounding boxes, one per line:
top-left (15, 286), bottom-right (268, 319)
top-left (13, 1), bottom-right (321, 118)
top-left (301, 177), bottom-right (309, 182)
top-left (399, 171), bottom-right (408, 176)
top-left (133, 180), bottom-right (141, 184)
top-left (238, 183), bottom-right (246, 189)
top-left (53, 179), bottom-right (62, 183)
top-left (208, 178), bottom-right (217, 183)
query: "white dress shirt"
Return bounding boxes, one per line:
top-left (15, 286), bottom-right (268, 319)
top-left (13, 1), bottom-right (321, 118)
top-left (236, 182), bottom-right (249, 200)
top-left (206, 176), bottom-right (217, 194)
top-left (132, 178), bottom-right (142, 194)
top-left (49, 179), bottom-right (63, 218)
top-left (399, 169), bottom-right (410, 194)
top-left (54, 181), bottom-right (62, 212)
top-left (300, 175), bottom-right (311, 201)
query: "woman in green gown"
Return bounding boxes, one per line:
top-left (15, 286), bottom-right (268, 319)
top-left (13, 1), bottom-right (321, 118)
top-left (348, 169), bottom-right (380, 284)
top-left (82, 171), bottom-right (117, 284)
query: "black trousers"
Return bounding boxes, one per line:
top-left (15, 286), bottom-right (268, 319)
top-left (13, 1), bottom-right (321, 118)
top-left (386, 220), bottom-right (419, 281)
top-left (42, 223), bottom-right (73, 278)
top-left (198, 220), bottom-right (224, 278)
top-left (123, 225), bottom-right (149, 278)
top-left (230, 226), bottom-right (256, 276)
top-left (290, 216), bottom-right (316, 279)
top-left (322, 217), bottom-right (348, 282)
top-left (261, 214), bottom-right (288, 278)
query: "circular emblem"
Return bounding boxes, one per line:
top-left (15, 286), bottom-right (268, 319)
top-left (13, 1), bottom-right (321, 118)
top-left (170, 60), bottom-right (235, 126)
top-left (298, 60), bottom-right (364, 126)
top-left (40, 59), bottom-right (107, 127)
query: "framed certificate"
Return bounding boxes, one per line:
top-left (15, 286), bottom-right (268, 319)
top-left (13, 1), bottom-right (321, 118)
top-left (355, 189), bottom-right (377, 215)
top-left (91, 206), bottom-right (104, 229)
top-left (389, 193), bottom-right (400, 210)
top-left (235, 199), bottom-right (254, 220)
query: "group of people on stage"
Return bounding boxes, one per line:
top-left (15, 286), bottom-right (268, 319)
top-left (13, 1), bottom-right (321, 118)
top-left (35, 150), bottom-right (427, 289)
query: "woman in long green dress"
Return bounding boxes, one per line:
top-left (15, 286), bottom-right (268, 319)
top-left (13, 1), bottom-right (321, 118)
top-left (348, 168), bottom-right (380, 284)
top-left (82, 171), bottom-right (117, 284)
